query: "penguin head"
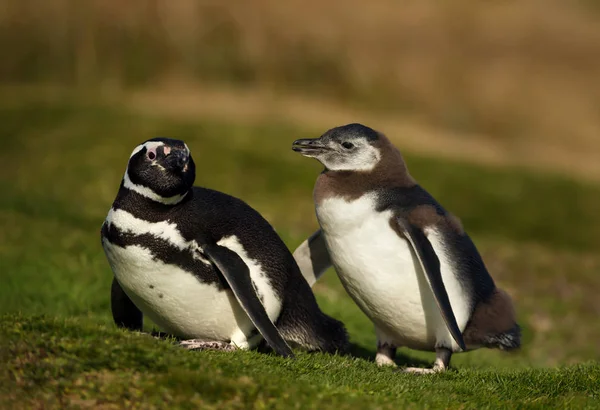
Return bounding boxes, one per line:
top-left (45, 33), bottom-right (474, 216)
top-left (292, 123), bottom-right (382, 172)
top-left (124, 138), bottom-right (196, 204)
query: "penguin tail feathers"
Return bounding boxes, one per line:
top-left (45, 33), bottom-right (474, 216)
top-left (305, 313), bottom-right (349, 354)
top-left (463, 288), bottom-right (521, 352)
top-left (485, 324), bottom-right (522, 351)
top-left (275, 299), bottom-right (349, 354)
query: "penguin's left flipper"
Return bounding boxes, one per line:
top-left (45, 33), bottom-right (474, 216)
top-left (394, 218), bottom-right (466, 351)
top-left (111, 277), bottom-right (143, 331)
top-left (201, 244), bottom-right (295, 359)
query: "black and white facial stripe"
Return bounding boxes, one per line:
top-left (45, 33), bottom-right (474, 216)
top-left (124, 139), bottom-right (194, 205)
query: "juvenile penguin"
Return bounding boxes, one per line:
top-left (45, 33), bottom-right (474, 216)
top-left (101, 138), bottom-right (348, 357)
top-left (292, 123), bottom-right (520, 372)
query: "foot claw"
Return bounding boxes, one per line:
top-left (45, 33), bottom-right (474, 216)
top-left (179, 339), bottom-right (236, 352)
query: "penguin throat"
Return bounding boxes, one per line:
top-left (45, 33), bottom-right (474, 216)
top-left (123, 170), bottom-right (188, 206)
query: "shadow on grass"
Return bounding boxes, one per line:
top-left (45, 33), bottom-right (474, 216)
top-left (346, 342), bottom-right (431, 368)
top-left (229, 337), bottom-right (432, 368)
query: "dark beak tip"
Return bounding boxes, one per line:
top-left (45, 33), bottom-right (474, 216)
top-left (168, 149), bottom-right (189, 169)
top-left (292, 138), bottom-right (309, 146)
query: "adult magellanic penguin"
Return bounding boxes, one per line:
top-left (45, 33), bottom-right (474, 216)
top-left (292, 123), bottom-right (520, 372)
top-left (101, 138), bottom-right (348, 357)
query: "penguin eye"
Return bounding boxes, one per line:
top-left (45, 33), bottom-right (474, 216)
top-left (341, 141), bottom-right (354, 150)
top-left (147, 150), bottom-right (156, 160)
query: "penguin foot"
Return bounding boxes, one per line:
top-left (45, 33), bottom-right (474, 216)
top-left (401, 366), bottom-right (444, 374)
top-left (375, 352), bottom-right (398, 367)
top-left (375, 335), bottom-right (397, 367)
top-left (179, 339), bottom-right (236, 351)
top-left (399, 347), bottom-right (451, 374)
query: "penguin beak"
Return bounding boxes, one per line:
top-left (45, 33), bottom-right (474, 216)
top-left (292, 138), bottom-right (330, 157)
top-left (166, 148), bottom-right (189, 171)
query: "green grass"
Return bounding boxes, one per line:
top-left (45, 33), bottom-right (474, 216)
top-left (1, 95), bottom-right (600, 408)
top-left (2, 315), bottom-right (599, 409)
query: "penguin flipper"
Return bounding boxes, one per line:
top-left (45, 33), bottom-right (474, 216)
top-left (394, 218), bottom-right (466, 351)
top-left (201, 244), bottom-right (295, 358)
top-left (293, 229), bottom-right (332, 287)
top-left (111, 277), bottom-right (143, 331)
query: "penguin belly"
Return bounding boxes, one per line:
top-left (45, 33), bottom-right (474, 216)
top-left (317, 196), bottom-right (470, 351)
top-left (102, 239), bottom-right (259, 348)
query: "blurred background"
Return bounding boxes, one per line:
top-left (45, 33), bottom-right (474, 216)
top-left (1, 0), bottom-right (600, 369)
top-left (3, 0), bottom-right (600, 177)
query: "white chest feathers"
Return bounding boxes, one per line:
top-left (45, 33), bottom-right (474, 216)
top-left (102, 208), bottom-right (282, 348)
top-left (316, 195), bottom-right (470, 351)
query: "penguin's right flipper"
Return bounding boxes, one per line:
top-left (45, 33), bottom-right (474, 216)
top-left (111, 277), bottom-right (143, 331)
top-left (394, 218), bottom-right (466, 351)
top-left (201, 244), bottom-right (295, 358)
top-left (293, 229), bottom-right (332, 287)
